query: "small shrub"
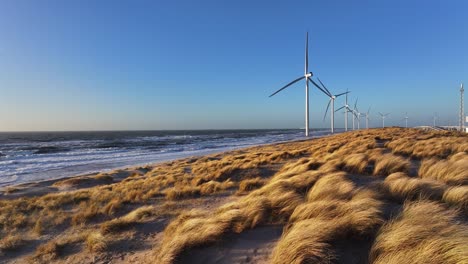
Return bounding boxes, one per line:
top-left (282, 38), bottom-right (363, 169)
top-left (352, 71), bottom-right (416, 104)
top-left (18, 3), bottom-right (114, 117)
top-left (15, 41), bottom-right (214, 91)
top-left (0, 234), bottom-right (24, 251)
top-left (86, 232), bottom-right (107, 252)
top-left (33, 240), bottom-right (64, 262)
top-left (237, 178), bottom-right (265, 193)
top-left (165, 186), bottom-right (201, 200)
top-left (373, 154), bottom-right (410, 176)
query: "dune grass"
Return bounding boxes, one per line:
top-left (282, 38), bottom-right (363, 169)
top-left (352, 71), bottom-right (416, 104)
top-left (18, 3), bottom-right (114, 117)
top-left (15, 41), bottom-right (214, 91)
top-left (0, 234), bottom-right (25, 252)
top-left (86, 232), bottom-right (108, 252)
top-left (418, 156), bottom-right (468, 185)
top-left (369, 201), bottom-right (468, 264)
top-left (373, 153), bottom-right (411, 176)
top-left (101, 205), bottom-right (155, 234)
top-left (383, 172), bottom-right (446, 201)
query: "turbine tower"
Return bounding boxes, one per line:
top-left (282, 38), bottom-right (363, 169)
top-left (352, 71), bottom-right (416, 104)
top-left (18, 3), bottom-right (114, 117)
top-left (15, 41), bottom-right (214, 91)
top-left (403, 112), bottom-right (409, 128)
top-left (319, 79), bottom-right (349, 133)
top-left (460, 83), bottom-right (465, 132)
top-left (269, 32), bottom-right (330, 136)
top-left (379, 112), bottom-right (390, 128)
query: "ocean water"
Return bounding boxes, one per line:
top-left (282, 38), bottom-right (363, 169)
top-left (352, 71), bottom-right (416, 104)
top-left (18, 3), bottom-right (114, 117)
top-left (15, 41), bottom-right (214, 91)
top-left (0, 129), bottom-right (331, 186)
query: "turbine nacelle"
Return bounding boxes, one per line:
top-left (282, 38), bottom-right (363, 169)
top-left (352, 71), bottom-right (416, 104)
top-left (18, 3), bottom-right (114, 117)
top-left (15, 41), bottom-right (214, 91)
top-left (305, 72), bottom-right (313, 78)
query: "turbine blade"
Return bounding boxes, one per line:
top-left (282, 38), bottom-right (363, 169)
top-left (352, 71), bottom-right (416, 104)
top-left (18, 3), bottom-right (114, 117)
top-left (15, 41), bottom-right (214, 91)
top-left (354, 98), bottom-right (358, 109)
top-left (335, 106), bottom-right (345, 112)
top-left (317, 78), bottom-right (332, 96)
top-left (323, 99), bottom-right (331, 121)
top-left (269, 76), bottom-right (305, 97)
top-left (305, 32), bottom-right (308, 73)
top-left (367, 106), bottom-right (371, 114)
top-left (308, 78), bottom-right (331, 97)
top-left (335, 91), bottom-right (349, 97)
top-left (378, 112), bottom-right (383, 116)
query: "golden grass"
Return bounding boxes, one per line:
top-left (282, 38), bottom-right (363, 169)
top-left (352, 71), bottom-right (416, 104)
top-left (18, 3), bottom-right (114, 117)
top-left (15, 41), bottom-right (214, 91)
top-left (0, 234), bottom-right (24, 251)
top-left (101, 205), bottom-right (155, 234)
top-left (373, 153), bottom-right (410, 176)
top-left (155, 171), bottom-right (313, 263)
top-left (418, 155), bottom-right (468, 185)
top-left (165, 186), bottom-right (201, 200)
top-left (369, 201), bottom-right (468, 264)
top-left (33, 240), bottom-right (63, 262)
top-left (341, 153), bottom-right (369, 174)
top-left (0, 127), bottom-right (466, 263)
top-left (442, 186), bottom-right (468, 211)
top-left (237, 177), bottom-right (266, 193)
top-left (383, 172), bottom-right (446, 201)
top-left (386, 132), bottom-right (468, 158)
top-left (86, 232), bottom-right (108, 252)
top-left (272, 186), bottom-right (383, 263)
top-left (270, 218), bottom-right (338, 263)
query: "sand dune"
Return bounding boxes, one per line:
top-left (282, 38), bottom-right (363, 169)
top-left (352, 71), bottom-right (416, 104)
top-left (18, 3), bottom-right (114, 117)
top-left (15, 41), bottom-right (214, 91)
top-left (0, 128), bottom-right (467, 263)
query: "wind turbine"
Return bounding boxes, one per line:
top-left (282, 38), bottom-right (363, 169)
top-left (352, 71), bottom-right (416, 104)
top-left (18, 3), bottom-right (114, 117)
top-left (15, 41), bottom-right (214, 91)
top-left (269, 32), bottom-right (330, 137)
top-left (353, 99), bottom-right (361, 130)
top-left (365, 107), bottom-right (371, 129)
top-left (403, 112), bottom-right (409, 128)
top-left (432, 112), bottom-right (438, 127)
top-left (379, 112), bottom-right (390, 128)
top-left (319, 80), bottom-right (349, 133)
top-left (335, 89), bottom-right (352, 131)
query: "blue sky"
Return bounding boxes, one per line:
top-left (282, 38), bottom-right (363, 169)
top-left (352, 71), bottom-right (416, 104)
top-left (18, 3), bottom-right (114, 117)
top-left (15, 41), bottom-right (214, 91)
top-left (0, 0), bottom-right (467, 131)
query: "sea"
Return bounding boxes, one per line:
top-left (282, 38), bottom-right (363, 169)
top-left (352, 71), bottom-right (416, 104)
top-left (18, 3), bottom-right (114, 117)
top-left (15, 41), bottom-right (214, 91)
top-left (0, 129), bottom-right (332, 187)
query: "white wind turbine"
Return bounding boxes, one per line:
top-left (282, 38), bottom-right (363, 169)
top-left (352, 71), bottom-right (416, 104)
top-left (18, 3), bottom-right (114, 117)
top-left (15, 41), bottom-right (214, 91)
top-left (379, 112), bottom-right (390, 128)
top-left (335, 89), bottom-right (352, 131)
top-left (432, 112), bottom-right (438, 127)
top-left (353, 99), bottom-right (362, 130)
top-left (318, 80), bottom-right (349, 133)
top-left (403, 112), bottom-right (409, 128)
top-left (269, 32), bottom-right (330, 137)
top-left (365, 107), bottom-right (371, 129)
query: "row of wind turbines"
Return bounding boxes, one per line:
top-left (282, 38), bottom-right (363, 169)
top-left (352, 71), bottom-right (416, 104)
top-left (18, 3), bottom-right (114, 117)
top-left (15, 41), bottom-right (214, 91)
top-left (269, 33), bottom-right (398, 136)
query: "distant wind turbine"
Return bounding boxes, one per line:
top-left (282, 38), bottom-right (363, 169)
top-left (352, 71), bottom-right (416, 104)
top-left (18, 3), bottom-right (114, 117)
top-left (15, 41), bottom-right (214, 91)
top-left (365, 107), bottom-right (371, 129)
top-left (335, 89), bottom-right (352, 131)
top-left (269, 32), bottom-right (330, 137)
top-left (403, 112), bottom-right (409, 128)
top-left (319, 80), bottom-right (349, 133)
top-left (353, 99), bottom-right (362, 130)
top-left (432, 112), bottom-right (438, 127)
top-left (379, 112), bottom-right (390, 128)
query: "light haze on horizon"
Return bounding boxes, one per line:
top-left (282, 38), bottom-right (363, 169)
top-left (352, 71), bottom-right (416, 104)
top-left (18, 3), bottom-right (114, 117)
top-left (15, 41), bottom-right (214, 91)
top-left (0, 0), bottom-right (467, 131)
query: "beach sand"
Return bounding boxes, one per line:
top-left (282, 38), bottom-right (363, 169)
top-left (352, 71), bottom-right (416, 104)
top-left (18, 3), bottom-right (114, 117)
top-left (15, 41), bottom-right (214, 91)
top-left (0, 128), bottom-right (467, 263)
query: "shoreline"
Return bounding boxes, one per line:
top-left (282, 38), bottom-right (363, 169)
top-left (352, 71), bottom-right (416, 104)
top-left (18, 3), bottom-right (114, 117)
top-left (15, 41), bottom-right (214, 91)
top-left (0, 135), bottom-right (318, 194)
top-left (0, 129), bottom-right (336, 189)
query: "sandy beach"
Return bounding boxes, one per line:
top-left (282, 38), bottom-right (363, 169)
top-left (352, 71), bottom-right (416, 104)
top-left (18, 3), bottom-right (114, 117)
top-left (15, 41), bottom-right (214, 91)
top-left (0, 128), bottom-right (467, 263)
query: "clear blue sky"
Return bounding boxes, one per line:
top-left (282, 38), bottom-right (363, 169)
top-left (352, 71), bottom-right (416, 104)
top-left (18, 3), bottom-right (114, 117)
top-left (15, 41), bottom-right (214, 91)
top-left (0, 0), bottom-right (467, 131)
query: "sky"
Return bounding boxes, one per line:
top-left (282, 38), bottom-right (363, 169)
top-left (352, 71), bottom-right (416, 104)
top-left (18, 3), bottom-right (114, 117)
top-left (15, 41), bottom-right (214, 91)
top-left (0, 0), bottom-right (467, 131)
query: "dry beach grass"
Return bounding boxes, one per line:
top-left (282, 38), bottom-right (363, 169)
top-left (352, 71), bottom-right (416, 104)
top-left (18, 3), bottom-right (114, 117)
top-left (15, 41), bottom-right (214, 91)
top-left (0, 127), bottom-right (467, 263)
